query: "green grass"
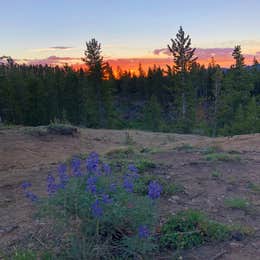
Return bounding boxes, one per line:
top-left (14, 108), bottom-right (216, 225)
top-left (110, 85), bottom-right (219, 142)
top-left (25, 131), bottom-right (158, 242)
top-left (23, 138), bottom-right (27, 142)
top-left (11, 250), bottom-right (53, 260)
top-left (135, 159), bottom-right (156, 173)
top-left (175, 144), bottom-right (195, 152)
top-left (224, 198), bottom-right (250, 210)
top-left (201, 146), bottom-right (221, 155)
top-left (105, 146), bottom-right (136, 159)
top-left (211, 170), bottom-right (221, 179)
top-left (204, 152), bottom-right (241, 162)
top-left (160, 210), bottom-right (232, 249)
top-left (12, 250), bottom-right (37, 260)
top-left (248, 182), bottom-right (260, 193)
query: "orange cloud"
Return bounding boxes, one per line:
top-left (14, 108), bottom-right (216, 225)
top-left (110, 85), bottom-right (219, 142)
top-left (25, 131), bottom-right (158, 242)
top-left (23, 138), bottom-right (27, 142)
top-left (153, 47), bottom-right (260, 68)
top-left (18, 47), bottom-right (260, 75)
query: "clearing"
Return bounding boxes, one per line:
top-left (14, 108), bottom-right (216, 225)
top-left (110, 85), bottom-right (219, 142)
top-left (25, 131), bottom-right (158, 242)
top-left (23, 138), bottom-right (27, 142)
top-left (0, 126), bottom-right (259, 259)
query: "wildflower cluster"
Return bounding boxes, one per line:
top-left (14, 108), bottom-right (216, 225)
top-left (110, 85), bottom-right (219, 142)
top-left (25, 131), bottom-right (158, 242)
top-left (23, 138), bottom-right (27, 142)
top-left (21, 152), bottom-right (162, 258)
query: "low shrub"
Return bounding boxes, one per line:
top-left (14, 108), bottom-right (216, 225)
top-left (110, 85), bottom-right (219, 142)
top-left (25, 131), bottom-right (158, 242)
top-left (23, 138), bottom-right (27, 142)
top-left (135, 159), bottom-right (156, 173)
top-left (47, 123), bottom-right (78, 136)
top-left (160, 210), bottom-right (231, 249)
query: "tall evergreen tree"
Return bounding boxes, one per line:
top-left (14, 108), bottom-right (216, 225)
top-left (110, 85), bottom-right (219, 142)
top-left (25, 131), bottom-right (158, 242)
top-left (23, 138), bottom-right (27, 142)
top-left (232, 45), bottom-right (245, 69)
top-left (211, 61), bottom-right (223, 136)
top-left (168, 26), bottom-right (197, 120)
top-left (83, 38), bottom-right (108, 127)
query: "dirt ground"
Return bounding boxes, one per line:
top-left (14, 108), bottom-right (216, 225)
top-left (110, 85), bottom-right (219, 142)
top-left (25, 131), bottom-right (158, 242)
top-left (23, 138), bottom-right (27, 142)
top-left (0, 126), bottom-right (259, 259)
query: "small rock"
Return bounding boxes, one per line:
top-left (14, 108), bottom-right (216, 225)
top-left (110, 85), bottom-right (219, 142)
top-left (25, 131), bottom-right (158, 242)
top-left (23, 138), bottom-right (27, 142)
top-left (229, 242), bottom-right (242, 249)
top-left (253, 200), bottom-right (260, 206)
top-left (168, 195), bottom-right (180, 203)
top-left (171, 195), bottom-right (180, 200)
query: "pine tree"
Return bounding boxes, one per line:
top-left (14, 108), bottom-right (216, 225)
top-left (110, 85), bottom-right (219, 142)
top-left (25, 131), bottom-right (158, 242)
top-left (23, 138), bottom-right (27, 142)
top-left (168, 26), bottom-right (197, 120)
top-left (168, 27), bottom-right (197, 73)
top-left (219, 45), bottom-right (253, 135)
top-left (210, 59), bottom-right (223, 136)
top-left (232, 45), bottom-right (245, 70)
top-left (83, 38), bottom-right (108, 127)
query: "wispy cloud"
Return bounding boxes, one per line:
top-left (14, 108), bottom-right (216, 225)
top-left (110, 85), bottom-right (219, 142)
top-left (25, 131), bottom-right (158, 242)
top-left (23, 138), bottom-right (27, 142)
top-left (19, 56), bottom-right (82, 65)
top-left (153, 48), bottom-right (171, 56)
top-left (49, 46), bottom-right (73, 50)
top-left (28, 46), bottom-right (74, 52)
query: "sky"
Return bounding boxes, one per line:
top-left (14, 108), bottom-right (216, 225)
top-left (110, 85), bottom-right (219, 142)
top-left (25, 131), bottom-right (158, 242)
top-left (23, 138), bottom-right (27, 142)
top-left (1, 0), bottom-right (260, 71)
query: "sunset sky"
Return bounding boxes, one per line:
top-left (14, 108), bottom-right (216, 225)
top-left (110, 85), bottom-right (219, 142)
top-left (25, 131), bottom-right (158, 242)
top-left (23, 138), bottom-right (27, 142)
top-left (1, 0), bottom-right (260, 71)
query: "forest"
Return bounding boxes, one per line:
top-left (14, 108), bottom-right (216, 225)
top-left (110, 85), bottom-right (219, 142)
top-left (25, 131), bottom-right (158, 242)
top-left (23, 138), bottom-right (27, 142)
top-left (0, 27), bottom-right (259, 136)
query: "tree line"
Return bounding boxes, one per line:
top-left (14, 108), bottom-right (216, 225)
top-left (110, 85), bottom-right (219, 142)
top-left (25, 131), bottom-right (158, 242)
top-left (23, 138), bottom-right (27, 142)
top-left (0, 27), bottom-right (259, 136)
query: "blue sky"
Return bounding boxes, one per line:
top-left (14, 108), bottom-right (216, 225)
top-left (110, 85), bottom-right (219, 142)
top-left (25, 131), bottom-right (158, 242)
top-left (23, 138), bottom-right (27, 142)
top-left (1, 0), bottom-right (260, 62)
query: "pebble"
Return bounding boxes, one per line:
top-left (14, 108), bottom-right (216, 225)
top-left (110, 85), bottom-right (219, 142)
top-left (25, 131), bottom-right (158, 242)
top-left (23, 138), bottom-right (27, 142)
top-left (229, 242), bottom-right (242, 249)
top-left (168, 195), bottom-right (180, 202)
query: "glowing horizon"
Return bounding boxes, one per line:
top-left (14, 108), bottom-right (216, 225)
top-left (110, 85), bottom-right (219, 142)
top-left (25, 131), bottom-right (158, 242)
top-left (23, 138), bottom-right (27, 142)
top-left (14, 46), bottom-right (260, 75)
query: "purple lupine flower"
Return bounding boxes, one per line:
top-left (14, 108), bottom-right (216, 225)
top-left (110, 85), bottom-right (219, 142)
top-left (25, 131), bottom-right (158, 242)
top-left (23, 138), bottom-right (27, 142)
top-left (128, 164), bottom-right (138, 173)
top-left (86, 176), bottom-right (98, 194)
top-left (123, 176), bottom-right (134, 193)
top-left (148, 181), bottom-right (162, 200)
top-left (103, 163), bottom-right (111, 175)
top-left (21, 182), bottom-right (32, 190)
top-left (91, 199), bottom-right (103, 218)
top-left (126, 164), bottom-right (139, 179)
top-left (58, 170), bottom-right (69, 189)
top-left (58, 163), bottom-right (67, 175)
top-left (86, 152), bottom-right (99, 173)
top-left (71, 157), bottom-right (82, 177)
top-left (47, 174), bottom-right (58, 195)
top-left (101, 194), bottom-right (113, 204)
top-left (126, 172), bottom-right (139, 180)
top-left (138, 225), bottom-right (150, 239)
top-left (73, 170), bottom-right (83, 177)
top-left (25, 191), bottom-right (38, 202)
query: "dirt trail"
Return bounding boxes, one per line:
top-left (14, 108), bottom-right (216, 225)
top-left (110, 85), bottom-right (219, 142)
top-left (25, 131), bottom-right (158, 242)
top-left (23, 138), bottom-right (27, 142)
top-left (0, 127), bottom-right (259, 259)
